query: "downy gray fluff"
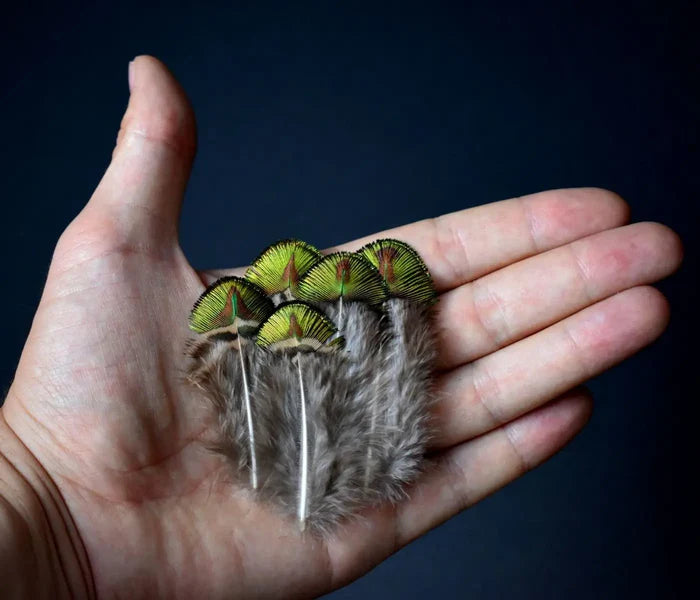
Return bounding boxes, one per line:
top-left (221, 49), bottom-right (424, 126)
top-left (186, 298), bottom-right (436, 534)
top-left (186, 234), bottom-right (438, 535)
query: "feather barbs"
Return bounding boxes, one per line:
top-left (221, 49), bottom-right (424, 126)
top-left (358, 238), bottom-right (437, 305)
top-left (189, 276), bottom-right (274, 336)
top-left (296, 252), bottom-right (389, 306)
top-left (245, 239), bottom-right (322, 295)
top-left (256, 301), bottom-right (344, 353)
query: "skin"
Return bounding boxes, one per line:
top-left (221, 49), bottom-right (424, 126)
top-left (0, 56), bottom-right (683, 599)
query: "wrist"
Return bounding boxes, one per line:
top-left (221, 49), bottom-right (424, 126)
top-left (0, 406), bottom-right (95, 599)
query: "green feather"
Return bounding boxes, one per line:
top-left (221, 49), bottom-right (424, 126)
top-left (189, 276), bottom-right (274, 335)
top-left (256, 302), bottom-right (344, 353)
top-left (245, 239), bottom-right (322, 295)
top-left (296, 252), bottom-right (388, 306)
top-left (357, 238), bottom-right (437, 304)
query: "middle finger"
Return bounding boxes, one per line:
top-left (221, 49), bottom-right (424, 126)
top-left (435, 222), bottom-right (681, 370)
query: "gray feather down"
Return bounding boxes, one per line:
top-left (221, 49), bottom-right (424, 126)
top-left (186, 299), bottom-right (436, 534)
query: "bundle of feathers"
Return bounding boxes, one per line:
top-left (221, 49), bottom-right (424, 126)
top-left (186, 238), bottom-right (437, 533)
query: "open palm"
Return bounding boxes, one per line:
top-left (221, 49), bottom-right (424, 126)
top-left (0, 57), bottom-right (682, 599)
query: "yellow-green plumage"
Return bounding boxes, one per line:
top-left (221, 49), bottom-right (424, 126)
top-left (189, 276), bottom-right (274, 335)
top-left (245, 239), bottom-right (322, 295)
top-left (256, 301), bottom-right (343, 353)
top-left (357, 238), bottom-right (437, 305)
top-left (296, 252), bottom-right (388, 306)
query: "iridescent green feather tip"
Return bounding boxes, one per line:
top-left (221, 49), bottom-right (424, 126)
top-left (245, 239), bottom-right (322, 295)
top-left (189, 276), bottom-right (274, 336)
top-left (357, 238), bottom-right (437, 304)
top-left (296, 252), bottom-right (389, 306)
top-left (256, 302), bottom-right (344, 353)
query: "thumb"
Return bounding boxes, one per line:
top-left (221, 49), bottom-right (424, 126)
top-left (83, 55), bottom-right (197, 245)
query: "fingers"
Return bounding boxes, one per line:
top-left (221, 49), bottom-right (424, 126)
top-left (395, 387), bottom-right (592, 546)
top-left (436, 222), bottom-right (683, 369)
top-left (199, 188), bottom-right (628, 288)
top-left (333, 187), bottom-right (629, 291)
top-left (432, 286), bottom-right (669, 448)
top-left (68, 56), bottom-right (196, 250)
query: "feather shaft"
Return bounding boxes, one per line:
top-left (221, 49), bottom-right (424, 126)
top-left (338, 296), bottom-right (344, 331)
top-left (238, 342), bottom-right (258, 489)
top-left (363, 403), bottom-right (377, 489)
top-left (296, 354), bottom-right (309, 530)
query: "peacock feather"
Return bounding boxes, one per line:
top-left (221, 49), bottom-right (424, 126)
top-left (256, 301), bottom-right (344, 353)
top-left (357, 238), bottom-right (437, 305)
top-left (189, 276), bottom-right (273, 337)
top-left (296, 251), bottom-right (388, 306)
top-left (186, 237), bottom-right (436, 533)
top-left (245, 239), bottom-right (322, 296)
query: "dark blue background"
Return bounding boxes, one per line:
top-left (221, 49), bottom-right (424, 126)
top-left (1, 2), bottom-right (696, 598)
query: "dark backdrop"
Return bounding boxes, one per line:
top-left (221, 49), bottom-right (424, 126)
top-left (1, 2), bottom-right (696, 598)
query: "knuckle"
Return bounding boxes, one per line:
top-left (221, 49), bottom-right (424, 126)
top-left (53, 214), bottom-right (125, 268)
top-left (119, 102), bottom-right (196, 160)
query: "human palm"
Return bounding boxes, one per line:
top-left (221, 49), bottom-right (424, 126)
top-left (0, 56), bottom-right (681, 599)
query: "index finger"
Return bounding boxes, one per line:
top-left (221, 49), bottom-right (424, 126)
top-left (331, 187), bottom-right (629, 291)
top-left (199, 188), bottom-right (628, 291)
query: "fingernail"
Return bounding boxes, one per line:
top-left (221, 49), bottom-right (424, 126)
top-left (128, 60), bottom-right (135, 93)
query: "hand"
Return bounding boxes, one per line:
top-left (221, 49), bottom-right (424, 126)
top-left (0, 56), bottom-right (682, 599)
